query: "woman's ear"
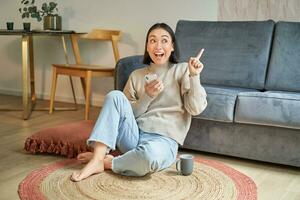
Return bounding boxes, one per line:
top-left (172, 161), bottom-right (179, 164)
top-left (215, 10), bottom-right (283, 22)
top-left (171, 42), bottom-right (174, 52)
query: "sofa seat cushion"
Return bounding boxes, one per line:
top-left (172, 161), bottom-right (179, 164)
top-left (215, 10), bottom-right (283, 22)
top-left (235, 91), bottom-right (300, 129)
top-left (195, 85), bottom-right (257, 122)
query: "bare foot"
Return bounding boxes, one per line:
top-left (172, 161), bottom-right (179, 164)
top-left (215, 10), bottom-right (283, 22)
top-left (77, 152), bottom-right (93, 164)
top-left (71, 158), bottom-right (104, 182)
top-left (77, 152), bottom-right (113, 165)
top-left (104, 155), bottom-right (114, 170)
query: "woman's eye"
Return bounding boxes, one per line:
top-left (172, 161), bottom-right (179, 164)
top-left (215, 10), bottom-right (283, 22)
top-left (149, 39), bottom-right (156, 44)
top-left (162, 39), bottom-right (168, 43)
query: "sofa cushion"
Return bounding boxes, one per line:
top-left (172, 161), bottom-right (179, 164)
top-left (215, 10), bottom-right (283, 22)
top-left (115, 55), bottom-right (145, 90)
top-left (175, 20), bottom-right (274, 89)
top-left (266, 22), bottom-right (300, 92)
top-left (235, 91), bottom-right (300, 129)
top-left (195, 85), bottom-right (257, 122)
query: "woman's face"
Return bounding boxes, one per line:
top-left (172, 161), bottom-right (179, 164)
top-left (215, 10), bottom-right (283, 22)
top-left (147, 28), bottom-right (174, 65)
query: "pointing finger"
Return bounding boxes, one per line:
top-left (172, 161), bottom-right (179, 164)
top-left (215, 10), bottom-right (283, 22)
top-left (196, 48), bottom-right (205, 60)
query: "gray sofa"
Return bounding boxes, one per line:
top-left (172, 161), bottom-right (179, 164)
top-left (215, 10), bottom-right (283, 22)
top-left (115, 20), bottom-right (300, 167)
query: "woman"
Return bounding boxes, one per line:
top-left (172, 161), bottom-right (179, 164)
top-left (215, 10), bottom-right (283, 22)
top-left (71, 23), bottom-right (207, 181)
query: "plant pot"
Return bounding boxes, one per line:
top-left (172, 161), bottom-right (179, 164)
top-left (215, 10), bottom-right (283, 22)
top-left (6, 22), bottom-right (14, 30)
top-left (23, 22), bottom-right (31, 31)
top-left (43, 15), bottom-right (62, 30)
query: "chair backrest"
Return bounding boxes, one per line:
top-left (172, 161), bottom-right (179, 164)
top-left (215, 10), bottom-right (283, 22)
top-left (70, 29), bottom-right (122, 65)
top-left (175, 20), bottom-right (275, 90)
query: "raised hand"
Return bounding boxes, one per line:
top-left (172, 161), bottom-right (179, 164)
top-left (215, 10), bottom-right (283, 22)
top-left (188, 48), bottom-right (204, 76)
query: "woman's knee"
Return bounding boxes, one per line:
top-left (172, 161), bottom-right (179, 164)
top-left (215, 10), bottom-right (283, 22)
top-left (106, 90), bottom-right (124, 99)
top-left (105, 90), bottom-right (126, 104)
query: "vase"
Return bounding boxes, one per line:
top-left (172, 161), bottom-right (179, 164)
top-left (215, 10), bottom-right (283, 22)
top-left (43, 15), bottom-right (62, 30)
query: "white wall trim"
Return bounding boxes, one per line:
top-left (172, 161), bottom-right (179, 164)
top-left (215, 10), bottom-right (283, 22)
top-left (0, 88), bottom-right (105, 107)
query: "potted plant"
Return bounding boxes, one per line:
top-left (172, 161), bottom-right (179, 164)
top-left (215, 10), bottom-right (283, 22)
top-left (19, 0), bottom-right (62, 30)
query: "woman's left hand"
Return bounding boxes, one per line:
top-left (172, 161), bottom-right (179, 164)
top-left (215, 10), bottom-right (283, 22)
top-left (188, 49), bottom-right (204, 76)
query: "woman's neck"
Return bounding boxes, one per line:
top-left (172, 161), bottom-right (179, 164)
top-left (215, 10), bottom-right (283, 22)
top-left (149, 62), bottom-right (170, 74)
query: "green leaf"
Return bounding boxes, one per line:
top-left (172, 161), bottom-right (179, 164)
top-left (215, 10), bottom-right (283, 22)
top-left (22, 13), bottom-right (26, 18)
top-left (42, 4), bottom-right (50, 13)
top-left (28, 6), bottom-right (37, 12)
top-left (23, 7), bottom-right (27, 11)
top-left (26, 12), bottom-right (30, 18)
top-left (49, 2), bottom-right (57, 9)
top-left (24, 0), bottom-right (29, 5)
top-left (42, 3), bottom-right (47, 9)
top-left (31, 0), bottom-right (35, 4)
top-left (19, 8), bottom-right (22, 13)
top-left (21, 0), bottom-right (25, 4)
top-left (31, 12), bottom-right (39, 18)
top-left (37, 16), bottom-right (42, 22)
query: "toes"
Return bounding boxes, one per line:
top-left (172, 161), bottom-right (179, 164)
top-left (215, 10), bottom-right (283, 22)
top-left (70, 172), bottom-right (80, 182)
top-left (77, 153), bottom-right (84, 160)
top-left (77, 157), bottom-right (87, 164)
top-left (77, 152), bottom-right (93, 163)
top-left (107, 155), bottom-right (114, 158)
top-left (71, 160), bottom-right (104, 182)
top-left (105, 154), bottom-right (114, 159)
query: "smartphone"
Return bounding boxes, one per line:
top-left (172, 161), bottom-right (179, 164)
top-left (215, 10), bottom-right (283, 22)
top-left (144, 74), bottom-right (158, 84)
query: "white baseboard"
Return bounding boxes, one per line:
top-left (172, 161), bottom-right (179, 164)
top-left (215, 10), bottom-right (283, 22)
top-left (0, 88), bottom-right (105, 107)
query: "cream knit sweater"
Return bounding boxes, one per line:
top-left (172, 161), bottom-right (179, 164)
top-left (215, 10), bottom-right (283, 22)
top-left (123, 62), bottom-right (207, 145)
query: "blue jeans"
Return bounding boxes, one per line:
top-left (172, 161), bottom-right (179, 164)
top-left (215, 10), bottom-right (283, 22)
top-left (87, 90), bottom-right (178, 176)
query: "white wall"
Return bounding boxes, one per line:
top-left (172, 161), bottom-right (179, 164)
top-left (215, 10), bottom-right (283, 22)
top-left (0, 0), bottom-right (218, 106)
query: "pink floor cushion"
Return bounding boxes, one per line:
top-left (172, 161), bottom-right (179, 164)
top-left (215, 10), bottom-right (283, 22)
top-left (24, 120), bottom-right (95, 158)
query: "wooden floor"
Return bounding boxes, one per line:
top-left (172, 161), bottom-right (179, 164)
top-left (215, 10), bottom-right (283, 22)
top-left (0, 94), bottom-right (299, 200)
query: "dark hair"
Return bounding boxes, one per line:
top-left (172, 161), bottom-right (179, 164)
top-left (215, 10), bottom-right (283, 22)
top-left (143, 23), bottom-right (179, 64)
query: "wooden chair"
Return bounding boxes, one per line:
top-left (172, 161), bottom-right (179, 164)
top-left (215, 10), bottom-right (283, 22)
top-left (49, 29), bottom-right (122, 120)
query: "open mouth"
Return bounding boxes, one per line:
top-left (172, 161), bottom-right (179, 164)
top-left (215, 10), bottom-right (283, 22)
top-left (154, 52), bottom-right (165, 58)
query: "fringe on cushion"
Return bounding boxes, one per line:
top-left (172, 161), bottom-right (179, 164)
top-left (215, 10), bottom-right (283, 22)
top-left (39, 140), bottom-right (48, 153)
top-left (47, 141), bottom-right (55, 153)
top-left (24, 138), bottom-right (91, 158)
top-left (61, 142), bottom-right (68, 156)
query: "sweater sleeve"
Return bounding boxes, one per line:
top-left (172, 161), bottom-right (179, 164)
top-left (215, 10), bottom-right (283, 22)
top-left (123, 74), bottom-right (154, 118)
top-left (181, 64), bottom-right (207, 116)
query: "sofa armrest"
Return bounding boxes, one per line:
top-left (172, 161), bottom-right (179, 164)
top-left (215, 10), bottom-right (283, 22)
top-left (114, 55), bottom-right (145, 91)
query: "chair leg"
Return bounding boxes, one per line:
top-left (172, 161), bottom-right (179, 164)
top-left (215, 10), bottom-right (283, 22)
top-left (81, 77), bottom-right (86, 99)
top-left (49, 67), bottom-right (58, 114)
top-left (85, 71), bottom-right (92, 120)
top-left (68, 76), bottom-right (78, 110)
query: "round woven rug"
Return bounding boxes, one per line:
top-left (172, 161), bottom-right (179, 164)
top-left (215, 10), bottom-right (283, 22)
top-left (19, 157), bottom-right (257, 200)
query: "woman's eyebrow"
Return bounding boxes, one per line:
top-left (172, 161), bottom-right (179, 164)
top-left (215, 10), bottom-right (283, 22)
top-left (149, 34), bottom-right (169, 38)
